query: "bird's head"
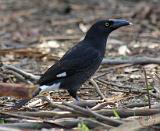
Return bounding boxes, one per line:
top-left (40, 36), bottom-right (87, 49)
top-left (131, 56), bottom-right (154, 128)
top-left (85, 19), bottom-right (132, 39)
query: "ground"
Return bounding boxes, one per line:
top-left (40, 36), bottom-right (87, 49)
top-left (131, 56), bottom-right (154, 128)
top-left (0, 0), bottom-right (160, 130)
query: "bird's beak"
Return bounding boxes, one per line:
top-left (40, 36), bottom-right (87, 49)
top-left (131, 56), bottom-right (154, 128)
top-left (110, 19), bottom-right (132, 28)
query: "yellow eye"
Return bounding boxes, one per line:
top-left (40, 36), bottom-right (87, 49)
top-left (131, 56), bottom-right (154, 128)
top-left (105, 22), bottom-right (110, 27)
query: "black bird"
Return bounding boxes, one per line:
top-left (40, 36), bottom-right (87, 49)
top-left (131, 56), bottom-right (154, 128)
top-left (14, 19), bottom-right (131, 108)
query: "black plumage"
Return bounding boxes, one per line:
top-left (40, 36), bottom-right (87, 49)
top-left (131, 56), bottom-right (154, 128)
top-left (14, 19), bottom-right (131, 108)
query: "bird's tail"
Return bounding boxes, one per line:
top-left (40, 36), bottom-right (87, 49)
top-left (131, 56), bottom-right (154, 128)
top-left (13, 98), bottom-right (30, 109)
top-left (12, 87), bottom-right (41, 109)
top-left (32, 87), bottom-right (41, 97)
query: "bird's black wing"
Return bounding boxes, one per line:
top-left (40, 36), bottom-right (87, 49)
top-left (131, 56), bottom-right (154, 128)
top-left (38, 45), bottom-right (100, 85)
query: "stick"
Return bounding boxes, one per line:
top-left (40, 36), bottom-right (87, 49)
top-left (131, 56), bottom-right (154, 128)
top-left (110, 113), bottom-right (160, 131)
top-left (31, 99), bottom-right (101, 108)
top-left (1, 64), bottom-right (40, 81)
top-left (80, 117), bottom-right (112, 129)
top-left (63, 102), bottom-right (123, 127)
top-left (42, 96), bottom-right (84, 115)
top-left (16, 111), bottom-right (72, 118)
top-left (96, 78), bottom-right (160, 99)
top-left (0, 118), bottom-right (111, 129)
top-left (91, 102), bottom-right (116, 110)
top-left (6, 70), bottom-right (32, 84)
top-left (143, 67), bottom-right (151, 108)
top-left (0, 122), bottom-right (61, 130)
top-left (0, 111), bottom-right (40, 120)
top-left (53, 117), bottom-right (112, 129)
top-left (102, 57), bottom-right (160, 65)
top-left (96, 108), bottom-right (160, 118)
top-left (125, 102), bottom-right (149, 108)
top-left (10, 108), bottom-right (160, 119)
top-left (90, 78), bottom-right (106, 99)
top-left (97, 78), bottom-right (133, 89)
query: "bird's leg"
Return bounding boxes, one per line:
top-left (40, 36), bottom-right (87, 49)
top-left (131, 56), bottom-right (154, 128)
top-left (12, 88), bottom-right (41, 109)
top-left (72, 96), bottom-right (81, 105)
top-left (75, 96), bottom-right (80, 101)
top-left (67, 88), bottom-right (80, 101)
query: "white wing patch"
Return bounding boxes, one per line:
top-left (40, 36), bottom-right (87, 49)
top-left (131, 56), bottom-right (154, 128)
top-left (56, 72), bottom-right (67, 78)
top-left (39, 82), bottom-right (60, 93)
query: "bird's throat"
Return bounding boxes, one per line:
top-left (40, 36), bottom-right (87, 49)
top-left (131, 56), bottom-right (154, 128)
top-left (85, 35), bottom-right (108, 56)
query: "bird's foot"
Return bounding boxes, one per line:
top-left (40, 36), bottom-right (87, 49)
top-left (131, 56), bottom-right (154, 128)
top-left (75, 96), bottom-right (80, 101)
top-left (71, 96), bottom-right (80, 104)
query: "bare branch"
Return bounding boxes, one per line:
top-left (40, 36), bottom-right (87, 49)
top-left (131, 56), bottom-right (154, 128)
top-left (63, 102), bottom-right (123, 127)
top-left (1, 64), bottom-right (40, 81)
top-left (90, 78), bottom-right (106, 100)
top-left (102, 57), bottom-right (160, 65)
top-left (110, 113), bottom-right (160, 131)
top-left (143, 67), bottom-right (151, 108)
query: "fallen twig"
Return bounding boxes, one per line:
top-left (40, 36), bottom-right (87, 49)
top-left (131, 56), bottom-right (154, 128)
top-left (0, 122), bottom-right (62, 130)
top-left (63, 102), bottom-right (123, 127)
top-left (6, 70), bottom-right (32, 84)
top-left (96, 108), bottom-right (160, 118)
top-left (80, 117), bottom-right (112, 129)
top-left (16, 110), bottom-right (73, 118)
top-left (96, 78), bottom-right (160, 99)
top-left (72, 100), bottom-right (102, 107)
top-left (43, 96), bottom-right (83, 115)
top-left (0, 118), bottom-right (111, 129)
top-left (0, 111), bottom-right (40, 120)
top-left (53, 117), bottom-right (112, 129)
top-left (91, 102), bottom-right (116, 110)
top-left (124, 102), bottom-right (149, 108)
top-left (96, 78), bottom-right (134, 89)
top-left (143, 67), bottom-right (151, 108)
top-left (102, 57), bottom-right (160, 65)
top-left (110, 113), bottom-right (160, 131)
top-left (5, 108), bottom-right (160, 119)
top-left (90, 78), bottom-right (106, 100)
top-left (1, 64), bottom-right (40, 81)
